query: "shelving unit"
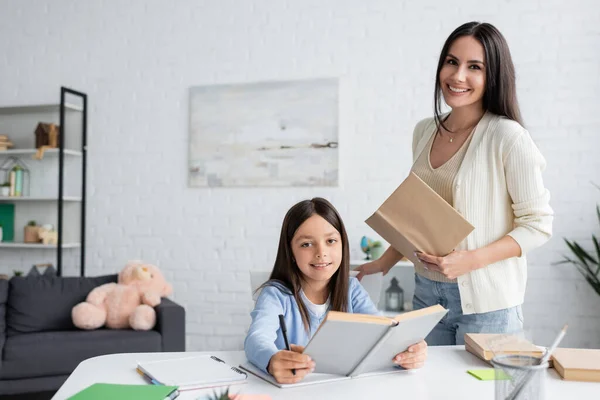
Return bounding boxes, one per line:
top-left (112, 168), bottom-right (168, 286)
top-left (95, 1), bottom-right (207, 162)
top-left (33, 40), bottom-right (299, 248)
top-left (0, 87), bottom-right (87, 276)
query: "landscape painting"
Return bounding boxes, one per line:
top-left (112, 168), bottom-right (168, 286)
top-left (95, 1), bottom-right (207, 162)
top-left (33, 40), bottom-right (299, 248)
top-left (188, 78), bottom-right (339, 187)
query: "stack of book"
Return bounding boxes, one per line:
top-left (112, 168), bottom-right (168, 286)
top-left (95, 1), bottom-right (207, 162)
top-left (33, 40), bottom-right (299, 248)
top-left (0, 135), bottom-right (13, 151)
top-left (552, 348), bottom-right (600, 382)
top-left (464, 333), bottom-right (544, 365)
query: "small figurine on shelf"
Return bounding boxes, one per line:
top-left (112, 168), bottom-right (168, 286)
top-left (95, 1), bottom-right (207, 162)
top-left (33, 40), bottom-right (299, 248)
top-left (34, 122), bottom-right (60, 160)
top-left (38, 226), bottom-right (58, 245)
top-left (0, 134), bottom-right (14, 151)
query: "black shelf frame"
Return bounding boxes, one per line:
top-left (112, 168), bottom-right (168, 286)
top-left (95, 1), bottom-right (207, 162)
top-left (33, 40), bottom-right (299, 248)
top-left (58, 87), bottom-right (87, 277)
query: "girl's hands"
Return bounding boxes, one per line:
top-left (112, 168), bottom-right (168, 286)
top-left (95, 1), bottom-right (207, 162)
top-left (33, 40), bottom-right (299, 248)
top-left (393, 340), bottom-right (428, 369)
top-left (267, 344), bottom-right (315, 384)
top-left (416, 250), bottom-right (483, 280)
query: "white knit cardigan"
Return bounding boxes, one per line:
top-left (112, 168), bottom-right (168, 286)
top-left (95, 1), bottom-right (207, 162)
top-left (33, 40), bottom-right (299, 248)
top-left (412, 111), bottom-right (554, 314)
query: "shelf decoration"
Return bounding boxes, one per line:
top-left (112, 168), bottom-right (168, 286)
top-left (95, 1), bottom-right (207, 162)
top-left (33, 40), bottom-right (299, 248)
top-left (0, 157), bottom-right (30, 197)
top-left (34, 122), bottom-right (60, 160)
top-left (24, 220), bottom-right (39, 243)
top-left (0, 134), bottom-right (14, 151)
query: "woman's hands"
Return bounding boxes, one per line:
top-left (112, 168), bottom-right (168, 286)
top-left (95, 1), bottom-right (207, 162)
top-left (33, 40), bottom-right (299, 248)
top-left (354, 259), bottom-right (387, 281)
top-left (393, 340), bottom-right (428, 369)
top-left (416, 250), bottom-right (483, 280)
top-left (268, 344), bottom-right (315, 384)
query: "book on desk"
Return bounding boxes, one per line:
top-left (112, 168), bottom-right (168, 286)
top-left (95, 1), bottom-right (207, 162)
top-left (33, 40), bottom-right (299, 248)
top-left (241, 304), bottom-right (447, 388)
top-left (137, 355), bottom-right (248, 391)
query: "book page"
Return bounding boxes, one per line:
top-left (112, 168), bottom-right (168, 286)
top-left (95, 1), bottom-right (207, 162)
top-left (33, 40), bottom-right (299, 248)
top-left (350, 305), bottom-right (448, 376)
top-left (303, 319), bottom-right (391, 376)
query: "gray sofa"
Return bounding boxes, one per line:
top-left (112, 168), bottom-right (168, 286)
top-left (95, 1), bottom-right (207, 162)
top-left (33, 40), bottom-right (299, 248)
top-left (0, 274), bottom-right (185, 395)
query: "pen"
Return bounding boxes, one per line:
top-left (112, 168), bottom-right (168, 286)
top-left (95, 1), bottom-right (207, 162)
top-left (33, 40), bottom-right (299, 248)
top-left (505, 324), bottom-right (568, 400)
top-left (136, 367), bottom-right (161, 386)
top-left (279, 314), bottom-right (295, 375)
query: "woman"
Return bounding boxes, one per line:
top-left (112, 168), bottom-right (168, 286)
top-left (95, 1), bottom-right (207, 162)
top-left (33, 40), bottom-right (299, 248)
top-left (356, 22), bottom-right (553, 345)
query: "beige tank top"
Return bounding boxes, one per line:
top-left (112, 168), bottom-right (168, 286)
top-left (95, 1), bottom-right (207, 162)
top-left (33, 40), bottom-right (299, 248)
top-left (410, 129), bottom-right (474, 283)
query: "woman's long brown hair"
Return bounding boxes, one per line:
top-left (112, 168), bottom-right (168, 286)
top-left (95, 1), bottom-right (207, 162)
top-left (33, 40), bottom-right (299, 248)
top-left (258, 197), bottom-right (350, 332)
top-left (434, 21), bottom-right (524, 131)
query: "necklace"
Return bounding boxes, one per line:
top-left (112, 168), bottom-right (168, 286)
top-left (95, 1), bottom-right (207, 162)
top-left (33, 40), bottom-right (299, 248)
top-left (445, 125), bottom-right (475, 143)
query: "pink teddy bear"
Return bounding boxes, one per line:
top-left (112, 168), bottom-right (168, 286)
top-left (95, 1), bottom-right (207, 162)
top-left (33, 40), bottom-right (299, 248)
top-left (72, 261), bottom-right (173, 331)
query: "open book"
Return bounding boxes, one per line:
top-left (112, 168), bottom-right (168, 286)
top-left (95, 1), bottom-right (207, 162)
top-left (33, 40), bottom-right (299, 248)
top-left (241, 305), bottom-right (447, 388)
top-left (365, 172), bottom-right (474, 267)
top-left (137, 355), bottom-right (247, 391)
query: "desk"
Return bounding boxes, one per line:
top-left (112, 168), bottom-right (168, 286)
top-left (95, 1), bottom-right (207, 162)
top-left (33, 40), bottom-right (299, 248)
top-left (53, 346), bottom-right (596, 400)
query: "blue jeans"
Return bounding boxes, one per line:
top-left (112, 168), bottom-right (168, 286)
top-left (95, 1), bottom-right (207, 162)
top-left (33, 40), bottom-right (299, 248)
top-left (412, 274), bottom-right (524, 346)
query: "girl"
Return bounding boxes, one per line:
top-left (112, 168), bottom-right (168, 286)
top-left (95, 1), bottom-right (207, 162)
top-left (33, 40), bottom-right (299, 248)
top-left (245, 197), bottom-right (427, 384)
top-left (356, 22), bottom-right (553, 345)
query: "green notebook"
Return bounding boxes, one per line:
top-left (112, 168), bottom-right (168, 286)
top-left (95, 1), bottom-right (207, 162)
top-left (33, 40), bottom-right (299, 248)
top-left (0, 203), bottom-right (15, 242)
top-left (67, 383), bottom-right (178, 400)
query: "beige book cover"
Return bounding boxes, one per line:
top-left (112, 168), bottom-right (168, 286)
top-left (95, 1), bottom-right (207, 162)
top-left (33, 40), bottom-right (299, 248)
top-left (552, 348), bottom-right (600, 382)
top-left (365, 172), bottom-right (474, 267)
top-left (464, 333), bottom-right (544, 362)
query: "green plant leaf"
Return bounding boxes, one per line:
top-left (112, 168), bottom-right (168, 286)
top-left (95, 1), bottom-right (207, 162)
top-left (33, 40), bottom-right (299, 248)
top-left (593, 234), bottom-right (600, 276)
top-left (564, 239), bottom-right (590, 269)
top-left (562, 256), bottom-right (598, 282)
top-left (585, 276), bottom-right (600, 297)
top-left (573, 241), bottom-right (598, 265)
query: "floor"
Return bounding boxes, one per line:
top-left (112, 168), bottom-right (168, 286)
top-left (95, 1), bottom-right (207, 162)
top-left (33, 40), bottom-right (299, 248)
top-left (0, 391), bottom-right (56, 400)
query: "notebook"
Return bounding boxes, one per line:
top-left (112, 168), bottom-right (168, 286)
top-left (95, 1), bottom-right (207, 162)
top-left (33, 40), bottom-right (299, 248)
top-left (552, 348), bottom-right (600, 382)
top-left (464, 333), bottom-right (544, 362)
top-left (241, 305), bottom-right (447, 388)
top-left (137, 355), bottom-right (248, 391)
top-left (67, 383), bottom-right (178, 400)
top-left (365, 172), bottom-right (474, 267)
top-left (239, 362), bottom-right (352, 388)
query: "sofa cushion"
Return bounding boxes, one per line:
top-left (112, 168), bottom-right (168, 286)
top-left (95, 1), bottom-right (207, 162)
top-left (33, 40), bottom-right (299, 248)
top-left (6, 274), bottom-right (117, 335)
top-left (0, 329), bottom-right (162, 379)
top-left (0, 279), bottom-right (8, 334)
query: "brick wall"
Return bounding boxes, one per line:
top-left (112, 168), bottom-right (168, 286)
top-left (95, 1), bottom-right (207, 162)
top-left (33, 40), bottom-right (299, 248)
top-left (1, 0), bottom-right (599, 349)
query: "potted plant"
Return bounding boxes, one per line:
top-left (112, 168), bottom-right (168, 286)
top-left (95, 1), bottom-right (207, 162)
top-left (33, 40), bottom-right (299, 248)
top-left (370, 240), bottom-right (386, 260)
top-left (0, 182), bottom-right (9, 197)
top-left (558, 197), bottom-right (600, 296)
top-left (24, 220), bottom-right (40, 243)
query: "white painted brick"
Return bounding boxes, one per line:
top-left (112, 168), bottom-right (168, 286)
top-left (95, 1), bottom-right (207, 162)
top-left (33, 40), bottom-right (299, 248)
top-left (0, 0), bottom-right (598, 351)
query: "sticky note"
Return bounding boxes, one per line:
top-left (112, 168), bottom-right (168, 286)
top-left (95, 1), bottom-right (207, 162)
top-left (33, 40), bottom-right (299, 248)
top-left (467, 369), bottom-right (511, 381)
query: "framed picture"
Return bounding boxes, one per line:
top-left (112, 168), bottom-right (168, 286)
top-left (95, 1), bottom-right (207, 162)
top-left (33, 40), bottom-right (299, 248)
top-left (188, 78), bottom-right (339, 187)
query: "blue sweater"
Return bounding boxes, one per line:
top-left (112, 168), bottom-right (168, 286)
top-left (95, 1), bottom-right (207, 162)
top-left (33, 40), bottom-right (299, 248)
top-left (244, 277), bottom-right (380, 372)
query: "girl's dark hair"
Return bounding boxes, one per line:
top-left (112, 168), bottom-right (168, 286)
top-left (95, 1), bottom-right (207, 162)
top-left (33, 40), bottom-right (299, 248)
top-left (260, 197), bottom-right (350, 332)
top-left (434, 21), bottom-right (523, 131)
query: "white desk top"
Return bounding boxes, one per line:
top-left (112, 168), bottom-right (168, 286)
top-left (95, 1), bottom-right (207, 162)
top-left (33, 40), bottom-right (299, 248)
top-left (53, 346), bottom-right (597, 400)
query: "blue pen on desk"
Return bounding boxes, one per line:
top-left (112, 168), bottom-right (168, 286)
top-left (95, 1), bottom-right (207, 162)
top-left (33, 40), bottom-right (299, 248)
top-left (279, 314), bottom-right (295, 376)
top-left (136, 367), bottom-right (161, 385)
